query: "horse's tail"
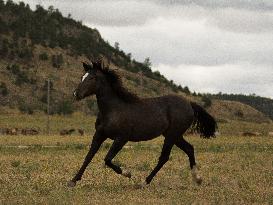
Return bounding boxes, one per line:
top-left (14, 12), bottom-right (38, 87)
top-left (190, 102), bottom-right (217, 138)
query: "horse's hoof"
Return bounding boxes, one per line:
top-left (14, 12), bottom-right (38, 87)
top-left (122, 170), bottom-right (131, 178)
top-left (134, 180), bottom-right (147, 189)
top-left (194, 176), bottom-right (203, 185)
top-left (67, 180), bottom-right (76, 188)
top-left (191, 165), bottom-right (202, 185)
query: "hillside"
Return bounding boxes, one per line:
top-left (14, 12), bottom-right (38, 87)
top-left (207, 100), bottom-right (270, 123)
top-left (0, 0), bottom-right (271, 123)
top-left (0, 1), bottom-right (186, 114)
top-left (208, 93), bottom-right (273, 120)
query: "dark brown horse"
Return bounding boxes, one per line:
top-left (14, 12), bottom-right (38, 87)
top-left (68, 60), bottom-right (217, 187)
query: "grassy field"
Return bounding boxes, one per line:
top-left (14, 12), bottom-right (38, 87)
top-left (0, 113), bottom-right (273, 204)
top-left (1, 112), bottom-right (273, 136)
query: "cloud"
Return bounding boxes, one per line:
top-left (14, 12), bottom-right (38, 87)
top-left (155, 0), bottom-right (273, 11)
top-left (16, 0), bottom-right (162, 26)
top-left (155, 63), bottom-right (273, 98)
top-left (207, 8), bottom-right (273, 33)
top-left (94, 17), bottom-right (273, 67)
top-left (17, 0), bottom-right (273, 32)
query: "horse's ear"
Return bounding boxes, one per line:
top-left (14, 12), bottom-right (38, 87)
top-left (82, 62), bottom-right (93, 72)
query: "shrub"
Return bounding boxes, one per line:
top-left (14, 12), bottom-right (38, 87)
top-left (0, 39), bottom-right (9, 56)
top-left (0, 82), bottom-right (8, 96)
top-left (87, 99), bottom-right (98, 115)
top-left (202, 95), bottom-right (212, 108)
top-left (183, 86), bottom-right (191, 95)
top-left (18, 48), bottom-right (33, 60)
top-left (40, 93), bottom-right (47, 103)
top-left (235, 110), bottom-right (244, 118)
top-left (7, 64), bottom-right (31, 85)
top-left (6, 64), bottom-right (20, 74)
top-left (39, 52), bottom-right (48, 60)
top-left (52, 54), bottom-right (64, 68)
top-left (18, 102), bottom-right (34, 114)
top-left (42, 80), bottom-right (54, 91)
top-left (56, 100), bottom-right (73, 115)
top-left (11, 160), bottom-right (21, 167)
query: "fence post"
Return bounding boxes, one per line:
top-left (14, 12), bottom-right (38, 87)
top-left (46, 79), bottom-right (50, 135)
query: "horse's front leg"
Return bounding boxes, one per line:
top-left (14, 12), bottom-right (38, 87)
top-left (104, 138), bottom-right (131, 178)
top-left (67, 132), bottom-right (106, 187)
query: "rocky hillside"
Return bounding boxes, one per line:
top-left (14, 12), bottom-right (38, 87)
top-left (0, 0), bottom-right (271, 123)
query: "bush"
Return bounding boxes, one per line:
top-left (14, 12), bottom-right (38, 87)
top-left (42, 80), bottom-right (53, 91)
top-left (15, 71), bottom-right (29, 85)
top-left (6, 64), bottom-right (20, 74)
top-left (87, 99), bottom-right (98, 115)
top-left (40, 93), bottom-right (47, 103)
top-left (0, 82), bottom-right (8, 96)
top-left (202, 95), bottom-right (212, 108)
top-left (39, 52), bottom-right (48, 60)
top-left (0, 39), bottom-right (9, 56)
top-left (56, 100), bottom-right (73, 115)
top-left (18, 102), bottom-right (34, 114)
top-left (18, 48), bottom-right (33, 60)
top-left (52, 54), bottom-right (64, 68)
top-left (182, 86), bottom-right (191, 95)
top-left (235, 110), bottom-right (244, 118)
top-left (7, 64), bottom-right (31, 85)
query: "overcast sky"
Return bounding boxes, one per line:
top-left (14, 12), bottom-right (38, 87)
top-left (15, 0), bottom-right (273, 98)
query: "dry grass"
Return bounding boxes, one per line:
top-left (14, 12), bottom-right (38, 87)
top-left (208, 100), bottom-right (271, 123)
top-left (0, 134), bottom-right (272, 204)
top-left (0, 112), bottom-right (96, 134)
top-left (1, 112), bottom-right (272, 136)
top-left (1, 114), bottom-right (273, 204)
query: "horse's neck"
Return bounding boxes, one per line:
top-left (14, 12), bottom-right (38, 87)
top-left (96, 82), bottom-right (122, 114)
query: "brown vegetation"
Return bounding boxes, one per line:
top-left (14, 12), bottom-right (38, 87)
top-left (0, 127), bottom-right (39, 135)
top-left (21, 128), bottom-right (39, 135)
top-left (60, 129), bottom-right (75, 136)
top-left (78, 129), bottom-right (84, 136)
top-left (240, 132), bottom-right (262, 137)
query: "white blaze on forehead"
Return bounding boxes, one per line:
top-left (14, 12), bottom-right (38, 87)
top-left (81, 72), bottom-right (89, 82)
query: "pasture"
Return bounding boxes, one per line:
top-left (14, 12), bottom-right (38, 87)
top-left (0, 113), bottom-right (273, 204)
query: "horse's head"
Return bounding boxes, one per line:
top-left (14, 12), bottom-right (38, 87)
top-left (73, 60), bottom-right (102, 101)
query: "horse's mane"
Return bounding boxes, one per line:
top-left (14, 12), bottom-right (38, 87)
top-left (99, 65), bottom-right (141, 103)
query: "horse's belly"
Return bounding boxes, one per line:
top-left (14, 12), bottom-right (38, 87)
top-left (128, 116), bottom-right (168, 141)
top-left (104, 108), bottom-right (169, 141)
top-left (105, 121), bottom-right (167, 141)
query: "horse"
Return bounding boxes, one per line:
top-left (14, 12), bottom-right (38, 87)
top-left (68, 59), bottom-right (217, 187)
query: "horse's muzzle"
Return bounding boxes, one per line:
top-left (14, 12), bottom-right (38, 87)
top-left (73, 90), bottom-right (81, 101)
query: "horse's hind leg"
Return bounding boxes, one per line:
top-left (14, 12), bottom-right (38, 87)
top-left (68, 132), bottom-right (106, 187)
top-left (175, 137), bottom-right (202, 184)
top-left (104, 138), bottom-right (131, 178)
top-left (145, 138), bottom-right (174, 184)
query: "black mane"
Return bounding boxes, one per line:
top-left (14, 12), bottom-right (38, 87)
top-left (100, 66), bottom-right (140, 103)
